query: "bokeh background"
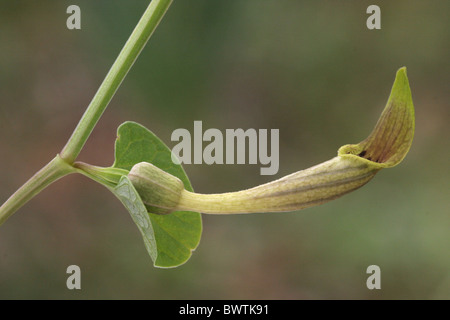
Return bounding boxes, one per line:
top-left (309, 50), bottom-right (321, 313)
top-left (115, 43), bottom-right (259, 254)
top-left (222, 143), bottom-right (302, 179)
top-left (0, 0), bottom-right (448, 299)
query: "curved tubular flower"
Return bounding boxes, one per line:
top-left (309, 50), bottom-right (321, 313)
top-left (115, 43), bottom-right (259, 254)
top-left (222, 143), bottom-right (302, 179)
top-left (129, 67), bottom-right (415, 215)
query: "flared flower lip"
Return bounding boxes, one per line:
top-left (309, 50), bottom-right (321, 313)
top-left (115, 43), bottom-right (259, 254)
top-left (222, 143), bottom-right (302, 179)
top-left (338, 67), bottom-right (415, 169)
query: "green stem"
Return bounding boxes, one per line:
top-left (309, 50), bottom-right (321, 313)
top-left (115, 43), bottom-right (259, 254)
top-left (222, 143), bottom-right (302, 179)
top-left (60, 0), bottom-right (173, 164)
top-left (73, 162), bottom-right (130, 189)
top-left (0, 0), bottom-right (173, 225)
top-left (0, 156), bottom-right (76, 226)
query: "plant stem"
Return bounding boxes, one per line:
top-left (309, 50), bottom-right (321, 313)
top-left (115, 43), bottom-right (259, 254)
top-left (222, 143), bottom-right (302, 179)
top-left (73, 162), bottom-right (130, 189)
top-left (0, 156), bottom-right (76, 226)
top-left (0, 0), bottom-right (173, 225)
top-left (60, 0), bottom-right (173, 164)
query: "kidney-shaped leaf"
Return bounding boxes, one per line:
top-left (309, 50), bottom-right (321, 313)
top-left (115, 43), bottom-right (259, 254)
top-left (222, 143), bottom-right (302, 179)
top-left (112, 121), bottom-right (202, 268)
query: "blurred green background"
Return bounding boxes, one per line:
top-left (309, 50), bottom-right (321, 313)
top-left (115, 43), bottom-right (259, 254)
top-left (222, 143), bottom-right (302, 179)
top-left (0, 0), bottom-right (448, 299)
